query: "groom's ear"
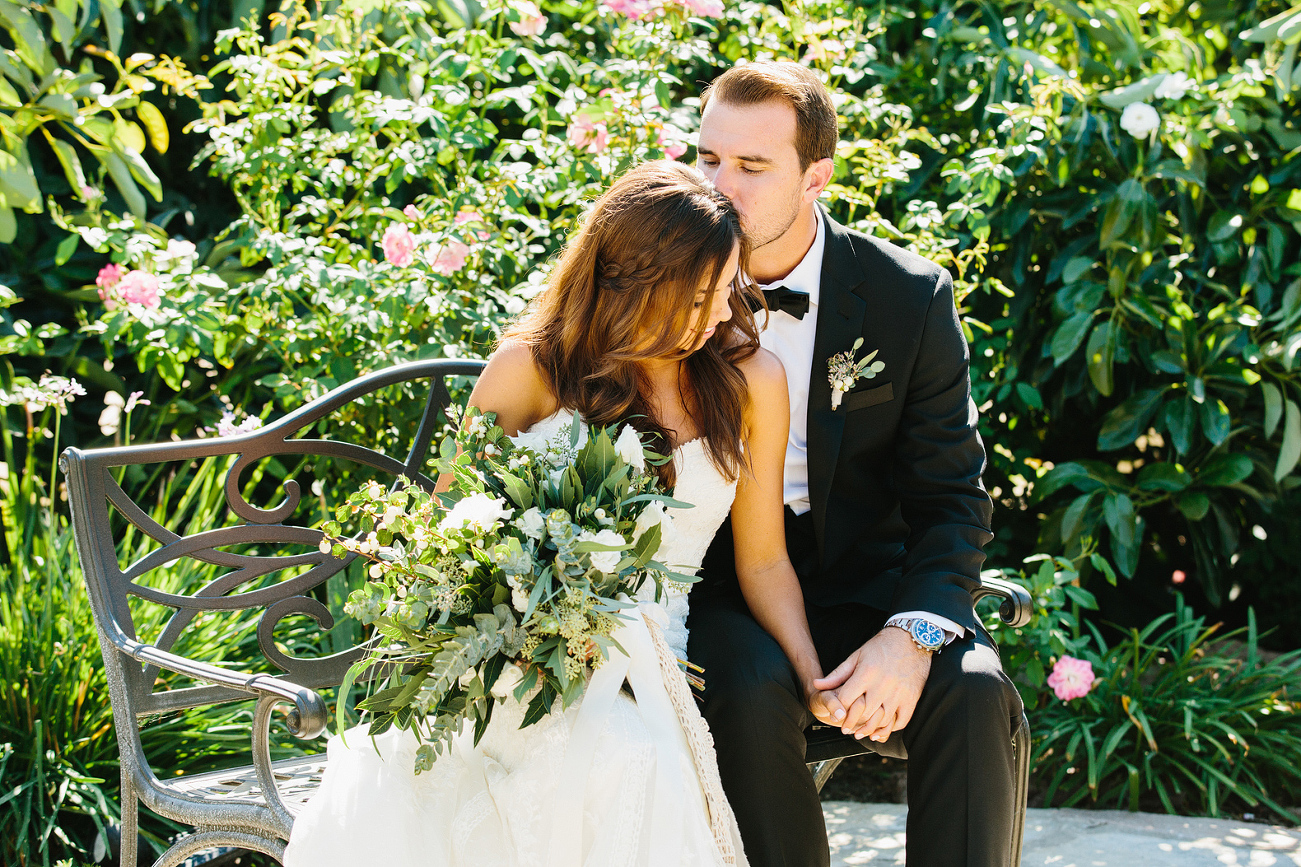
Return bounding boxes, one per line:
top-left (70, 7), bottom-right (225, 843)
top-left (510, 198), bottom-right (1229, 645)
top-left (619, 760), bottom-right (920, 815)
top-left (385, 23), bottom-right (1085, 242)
top-left (802, 157), bottom-right (834, 204)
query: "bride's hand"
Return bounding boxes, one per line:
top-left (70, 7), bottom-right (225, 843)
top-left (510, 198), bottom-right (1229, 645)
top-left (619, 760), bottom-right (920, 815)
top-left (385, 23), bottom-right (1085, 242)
top-left (804, 681), bottom-right (848, 727)
top-left (812, 629), bottom-right (931, 742)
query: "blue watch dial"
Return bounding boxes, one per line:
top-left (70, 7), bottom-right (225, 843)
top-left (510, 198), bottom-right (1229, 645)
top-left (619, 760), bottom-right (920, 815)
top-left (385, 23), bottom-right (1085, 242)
top-left (910, 619), bottom-right (945, 651)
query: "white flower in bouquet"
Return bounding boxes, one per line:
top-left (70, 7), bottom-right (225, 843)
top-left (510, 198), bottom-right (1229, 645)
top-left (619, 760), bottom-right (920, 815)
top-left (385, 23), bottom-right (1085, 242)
top-left (1120, 102), bottom-right (1160, 138)
top-left (491, 662), bottom-right (527, 699)
top-left (580, 528), bottom-right (627, 573)
top-left (439, 492), bottom-right (513, 533)
top-left (1153, 72), bottom-right (1194, 101)
top-left (633, 499), bottom-right (675, 555)
top-left (517, 506), bottom-right (546, 540)
top-left (615, 424), bottom-right (646, 470)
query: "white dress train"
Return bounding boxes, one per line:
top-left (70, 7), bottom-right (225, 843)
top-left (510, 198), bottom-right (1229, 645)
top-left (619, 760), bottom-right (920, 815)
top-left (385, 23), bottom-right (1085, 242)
top-left (284, 411), bottom-right (747, 867)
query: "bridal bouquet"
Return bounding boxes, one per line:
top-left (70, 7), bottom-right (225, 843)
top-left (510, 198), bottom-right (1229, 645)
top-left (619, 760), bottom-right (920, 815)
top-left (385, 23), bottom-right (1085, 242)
top-left (325, 408), bottom-right (690, 772)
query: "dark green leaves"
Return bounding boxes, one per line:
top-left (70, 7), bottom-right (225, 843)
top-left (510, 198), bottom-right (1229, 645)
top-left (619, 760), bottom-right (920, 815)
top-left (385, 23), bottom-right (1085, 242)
top-left (1098, 389), bottom-right (1165, 451)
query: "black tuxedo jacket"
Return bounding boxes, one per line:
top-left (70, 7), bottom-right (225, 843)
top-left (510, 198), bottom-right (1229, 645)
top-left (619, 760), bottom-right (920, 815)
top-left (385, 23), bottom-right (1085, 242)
top-left (703, 211), bottom-right (994, 634)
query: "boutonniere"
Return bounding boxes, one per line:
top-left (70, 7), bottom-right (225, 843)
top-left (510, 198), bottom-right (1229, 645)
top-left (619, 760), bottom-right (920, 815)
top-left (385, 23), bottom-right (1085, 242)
top-left (828, 337), bottom-right (885, 411)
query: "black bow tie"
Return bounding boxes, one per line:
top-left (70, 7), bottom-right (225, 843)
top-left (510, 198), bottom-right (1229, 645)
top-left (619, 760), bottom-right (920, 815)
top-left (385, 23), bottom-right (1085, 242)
top-left (761, 285), bottom-right (811, 320)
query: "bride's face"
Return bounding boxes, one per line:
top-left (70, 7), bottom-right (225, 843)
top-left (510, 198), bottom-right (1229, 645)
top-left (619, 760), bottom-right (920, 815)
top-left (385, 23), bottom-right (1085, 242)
top-left (677, 242), bottom-right (740, 354)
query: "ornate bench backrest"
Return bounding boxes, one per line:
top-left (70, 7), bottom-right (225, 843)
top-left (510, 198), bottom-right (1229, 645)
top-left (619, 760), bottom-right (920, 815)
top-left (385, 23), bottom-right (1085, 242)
top-left (61, 360), bottom-right (485, 734)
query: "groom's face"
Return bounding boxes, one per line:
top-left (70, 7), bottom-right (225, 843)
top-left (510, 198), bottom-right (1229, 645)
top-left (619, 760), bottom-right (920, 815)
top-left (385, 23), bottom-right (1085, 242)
top-left (696, 99), bottom-right (807, 251)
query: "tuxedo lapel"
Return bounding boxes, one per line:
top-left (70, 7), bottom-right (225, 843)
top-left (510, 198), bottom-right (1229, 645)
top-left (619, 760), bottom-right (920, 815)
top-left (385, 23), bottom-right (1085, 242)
top-left (807, 212), bottom-right (868, 550)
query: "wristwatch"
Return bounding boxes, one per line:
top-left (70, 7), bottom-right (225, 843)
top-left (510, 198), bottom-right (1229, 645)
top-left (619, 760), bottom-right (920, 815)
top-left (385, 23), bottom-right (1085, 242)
top-left (890, 617), bottom-right (946, 654)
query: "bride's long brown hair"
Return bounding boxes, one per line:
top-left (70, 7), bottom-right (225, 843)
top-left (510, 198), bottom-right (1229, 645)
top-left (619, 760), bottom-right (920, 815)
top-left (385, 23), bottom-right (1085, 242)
top-left (504, 160), bottom-right (762, 486)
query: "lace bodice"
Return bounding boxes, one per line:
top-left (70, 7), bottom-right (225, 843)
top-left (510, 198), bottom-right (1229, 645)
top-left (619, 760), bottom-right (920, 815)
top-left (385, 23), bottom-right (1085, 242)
top-left (516, 411), bottom-right (738, 657)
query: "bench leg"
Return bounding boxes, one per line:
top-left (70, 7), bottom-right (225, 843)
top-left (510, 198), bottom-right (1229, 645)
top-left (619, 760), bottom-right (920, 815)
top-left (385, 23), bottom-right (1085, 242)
top-left (810, 757), bottom-right (845, 794)
top-left (1011, 710), bottom-right (1030, 867)
top-left (121, 768), bottom-right (139, 867)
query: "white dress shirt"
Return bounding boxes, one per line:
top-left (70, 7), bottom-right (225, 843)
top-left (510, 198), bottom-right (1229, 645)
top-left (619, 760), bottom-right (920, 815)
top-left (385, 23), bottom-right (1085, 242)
top-left (757, 209), bottom-right (964, 643)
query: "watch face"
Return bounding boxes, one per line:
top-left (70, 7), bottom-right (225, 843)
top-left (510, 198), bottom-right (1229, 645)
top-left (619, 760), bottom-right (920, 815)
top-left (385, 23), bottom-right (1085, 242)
top-left (911, 619), bottom-right (945, 650)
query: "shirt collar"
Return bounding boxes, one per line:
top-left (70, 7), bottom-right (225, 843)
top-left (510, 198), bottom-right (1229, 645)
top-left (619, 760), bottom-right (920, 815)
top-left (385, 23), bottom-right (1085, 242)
top-left (756, 207), bottom-right (825, 312)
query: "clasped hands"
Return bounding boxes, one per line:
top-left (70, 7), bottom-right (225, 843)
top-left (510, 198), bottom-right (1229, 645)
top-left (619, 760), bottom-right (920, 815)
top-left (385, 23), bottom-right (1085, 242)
top-left (804, 626), bottom-right (931, 744)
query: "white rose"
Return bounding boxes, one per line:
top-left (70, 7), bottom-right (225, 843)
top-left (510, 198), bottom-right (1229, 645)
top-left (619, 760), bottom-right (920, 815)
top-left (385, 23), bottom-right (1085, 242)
top-left (517, 506), bottom-right (546, 540)
top-left (580, 528), bottom-right (627, 573)
top-left (632, 500), bottom-right (676, 559)
top-left (439, 492), bottom-right (513, 534)
top-left (511, 586), bottom-right (530, 613)
top-left (1119, 102), bottom-right (1160, 138)
top-left (614, 424), bottom-right (646, 471)
top-left (491, 662), bottom-right (526, 699)
top-left (1153, 72), bottom-right (1193, 101)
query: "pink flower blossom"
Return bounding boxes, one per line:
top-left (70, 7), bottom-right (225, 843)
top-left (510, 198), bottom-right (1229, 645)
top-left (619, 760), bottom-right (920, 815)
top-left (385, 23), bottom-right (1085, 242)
top-left (602, 0), bottom-right (657, 20)
top-left (118, 270), bottom-right (161, 308)
top-left (455, 208), bottom-right (491, 240)
top-left (382, 224), bottom-right (417, 267)
top-left (567, 117), bottom-right (609, 154)
top-left (404, 204), bottom-right (421, 220)
top-left (1172, 570), bottom-right (1186, 584)
top-left (508, 0), bottom-right (547, 36)
top-left (679, 0), bottom-right (723, 16)
top-left (96, 264), bottom-right (123, 289)
top-left (657, 125), bottom-right (689, 160)
top-left (1047, 655), bottom-right (1096, 702)
top-left (432, 240), bottom-right (472, 276)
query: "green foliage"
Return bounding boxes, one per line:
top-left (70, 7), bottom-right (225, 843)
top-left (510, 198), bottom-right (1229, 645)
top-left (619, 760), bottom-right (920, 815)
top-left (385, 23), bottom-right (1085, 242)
top-left (1032, 598), bottom-right (1301, 821)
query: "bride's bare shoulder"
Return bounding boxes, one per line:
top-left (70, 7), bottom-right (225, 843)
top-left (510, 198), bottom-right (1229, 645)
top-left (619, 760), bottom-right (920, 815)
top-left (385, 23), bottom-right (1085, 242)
top-left (468, 339), bottom-right (558, 433)
top-left (736, 347), bottom-right (789, 390)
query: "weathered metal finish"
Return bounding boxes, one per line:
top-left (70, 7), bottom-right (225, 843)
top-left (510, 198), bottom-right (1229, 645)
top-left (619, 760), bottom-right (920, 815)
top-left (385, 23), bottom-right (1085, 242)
top-left (61, 359), bottom-right (484, 867)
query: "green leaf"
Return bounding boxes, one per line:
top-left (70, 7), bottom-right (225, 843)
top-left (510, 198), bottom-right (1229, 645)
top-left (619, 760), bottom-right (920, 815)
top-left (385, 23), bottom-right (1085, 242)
top-left (0, 0), bottom-right (55, 75)
top-left (113, 140), bottom-right (162, 201)
top-left (1099, 188), bottom-right (1139, 249)
top-left (1207, 210), bottom-right (1244, 243)
top-left (0, 205), bottom-right (13, 244)
top-left (0, 148), bottom-right (41, 213)
top-left (1051, 311), bottom-right (1094, 364)
top-left (1086, 322), bottom-right (1115, 397)
top-left (1275, 400), bottom-right (1301, 481)
top-left (1174, 490), bottom-right (1210, 520)
top-left (1098, 389), bottom-right (1165, 451)
top-left (1104, 493), bottom-right (1140, 577)
top-left (99, 148), bottom-right (146, 218)
top-left (1061, 492), bottom-right (1095, 541)
top-left (1199, 399), bottom-right (1231, 446)
top-left (54, 233), bottom-right (77, 266)
top-left (136, 99), bottom-right (169, 154)
top-left (1035, 462), bottom-right (1090, 500)
top-left (1135, 462), bottom-right (1191, 492)
top-left (1161, 398), bottom-right (1196, 455)
top-left (99, 0), bottom-right (123, 55)
top-left (48, 138), bottom-right (87, 196)
top-left (1262, 381), bottom-right (1284, 439)
top-left (1099, 75), bottom-right (1164, 108)
top-left (1197, 453), bottom-right (1253, 487)
top-left (1090, 552), bottom-right (1118, 586)
top-left (1240, 5), bottom-right (1301, 43)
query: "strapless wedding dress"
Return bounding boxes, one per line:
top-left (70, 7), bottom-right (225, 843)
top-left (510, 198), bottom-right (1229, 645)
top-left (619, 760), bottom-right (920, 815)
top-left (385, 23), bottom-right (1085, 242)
top-left (284, 411), bottom-right (746, 867)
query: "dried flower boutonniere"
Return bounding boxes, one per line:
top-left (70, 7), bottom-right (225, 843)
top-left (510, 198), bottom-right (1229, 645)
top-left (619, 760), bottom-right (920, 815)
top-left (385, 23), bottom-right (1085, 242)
top-left (828, 337), bottom-right (885, 411)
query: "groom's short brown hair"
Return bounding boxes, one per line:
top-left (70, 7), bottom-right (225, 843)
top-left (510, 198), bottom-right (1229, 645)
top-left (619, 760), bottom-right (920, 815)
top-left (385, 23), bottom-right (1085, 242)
top-left (700, 62), bottom-right (838, 171)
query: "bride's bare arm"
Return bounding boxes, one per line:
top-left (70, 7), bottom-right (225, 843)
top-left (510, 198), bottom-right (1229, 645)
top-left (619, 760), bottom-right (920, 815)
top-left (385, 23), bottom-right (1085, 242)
top-left (464, 339), bottom-right (558, 436)
top-left (730, 349), bottom-right (846, 726)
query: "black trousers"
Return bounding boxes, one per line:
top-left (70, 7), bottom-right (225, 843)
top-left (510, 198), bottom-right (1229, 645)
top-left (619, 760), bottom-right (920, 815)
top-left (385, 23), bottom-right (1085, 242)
top-left (686, 508), bottom-right (1023, 867)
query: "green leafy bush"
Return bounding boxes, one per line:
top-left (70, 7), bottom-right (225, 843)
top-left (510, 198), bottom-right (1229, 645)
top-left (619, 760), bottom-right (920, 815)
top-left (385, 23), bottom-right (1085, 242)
top-left (1032, 598), bottom-right (1301, 821)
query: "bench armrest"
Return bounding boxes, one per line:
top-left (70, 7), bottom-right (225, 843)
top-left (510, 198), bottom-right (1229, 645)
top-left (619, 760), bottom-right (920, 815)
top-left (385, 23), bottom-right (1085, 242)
top-left (113, 633), bottom-right (327, 739)
top-left (972, 576), bottom-right (1032, 629)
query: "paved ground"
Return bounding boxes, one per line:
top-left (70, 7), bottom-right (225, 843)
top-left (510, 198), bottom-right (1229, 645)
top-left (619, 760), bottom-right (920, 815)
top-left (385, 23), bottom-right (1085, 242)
top-left (822, 801), bottom-right (1301, 865)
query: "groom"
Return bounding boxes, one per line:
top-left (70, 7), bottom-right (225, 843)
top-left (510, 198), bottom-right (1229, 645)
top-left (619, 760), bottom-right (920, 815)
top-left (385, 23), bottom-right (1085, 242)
top-left (687, 62), bottom-right (1023, 867)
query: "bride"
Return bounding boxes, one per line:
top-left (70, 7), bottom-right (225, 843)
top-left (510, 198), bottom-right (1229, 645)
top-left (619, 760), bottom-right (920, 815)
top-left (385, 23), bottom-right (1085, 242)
top-left (284, 161), bottom-right (840, 867)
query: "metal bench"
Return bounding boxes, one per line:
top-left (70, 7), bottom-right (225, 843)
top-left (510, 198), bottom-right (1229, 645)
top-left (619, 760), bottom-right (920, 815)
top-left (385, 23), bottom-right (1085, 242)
top-left (62, 357), bottom-right (1032, 867)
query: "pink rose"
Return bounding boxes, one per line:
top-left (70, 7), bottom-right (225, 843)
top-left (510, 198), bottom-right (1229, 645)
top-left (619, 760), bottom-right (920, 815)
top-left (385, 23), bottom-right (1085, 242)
top-left (454, 208), bottom-right (491, 240)
top-left (567, 117), bottom-right (609, 154)
top-left (679, 0), bottom-right (722, 16)
top-left (602, 0), bottom-right (657, 20)
top-left (432, 240), bottom-right (472, 276)
top-left (96, 263), bottom-right (123, 289)
top-left (657, 125), bottom-right (689, 160)
top-left (118, 270), bottom-right (161, 308)
top-left (508, 0), bottom-right (547, 36)
top-left (382, 224), bottom-right (417, 267)
top-left (1047, 655), bottom-right (1096, 702)
top-left (403, 205), bottom-right (421, 220)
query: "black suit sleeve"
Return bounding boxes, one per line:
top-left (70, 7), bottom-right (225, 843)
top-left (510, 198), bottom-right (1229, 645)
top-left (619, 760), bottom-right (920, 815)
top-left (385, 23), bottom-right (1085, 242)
top-left (889, 268), bottom-right (993, 632)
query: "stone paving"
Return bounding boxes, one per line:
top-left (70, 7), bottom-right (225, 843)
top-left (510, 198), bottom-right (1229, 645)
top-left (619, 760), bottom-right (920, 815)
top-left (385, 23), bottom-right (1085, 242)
top-left (822, 801), bottom-right (1301, 865)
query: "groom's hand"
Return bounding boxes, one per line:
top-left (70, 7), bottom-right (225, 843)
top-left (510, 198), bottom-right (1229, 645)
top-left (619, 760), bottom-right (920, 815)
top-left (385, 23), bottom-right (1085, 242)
top-left (812, 628), bottom-right (931, 742)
